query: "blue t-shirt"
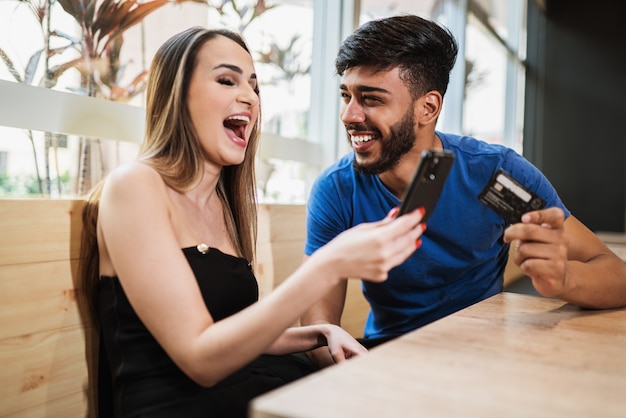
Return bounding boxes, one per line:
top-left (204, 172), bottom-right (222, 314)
top-left (305, 131), bottom-right (569, 339)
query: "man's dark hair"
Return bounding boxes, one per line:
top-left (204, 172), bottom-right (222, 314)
top-left (335, 14), bottom-right (459, 99)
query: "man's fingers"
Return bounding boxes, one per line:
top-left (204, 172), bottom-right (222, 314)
top-left (521, 207), bottom-right (565, 229)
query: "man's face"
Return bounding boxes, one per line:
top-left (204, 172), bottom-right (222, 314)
top-left (339, 66), bottom-right (417, 175)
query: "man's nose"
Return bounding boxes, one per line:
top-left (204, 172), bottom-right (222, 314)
top-left (341, 99), bottom-right (365, 124)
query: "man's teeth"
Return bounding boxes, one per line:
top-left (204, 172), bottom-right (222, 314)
top-left (352, 135), bottom-right (374, 144)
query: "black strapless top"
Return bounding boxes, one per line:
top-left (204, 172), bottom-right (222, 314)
top-left (98, 246), bottom-right (263, 417)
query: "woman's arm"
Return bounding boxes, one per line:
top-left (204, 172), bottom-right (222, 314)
top-left (264, 324), bottom-right (368, 361)
top-left (99, 163), bottom-right (425, 387)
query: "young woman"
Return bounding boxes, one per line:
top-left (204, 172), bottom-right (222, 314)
top-left (80, 26), bottom-right (425, 417)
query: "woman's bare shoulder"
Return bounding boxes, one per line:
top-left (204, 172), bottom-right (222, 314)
top-left (106, 161), bottom-right (162, 188)
top-left (100, 161), bottom-right (168, 212)
top-left (109, 160), bottom-right (159, 181)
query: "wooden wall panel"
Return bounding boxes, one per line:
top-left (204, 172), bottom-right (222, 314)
top-left (343, 280), bottom-right (368, 338)
top-left (4, 392), bottom-right (88, 418)
top-left (0, 325), bottom-right (94, 416)
top-left (254, 242), bottom-right (275, 299)
top-left (0, 199), bottom-right (84, 265)
top-left (256, 204), bottom-right (307, 292)
top-left (257, 204), bottom-right (306, 243)
top-left (266, 241), bottom-right (305, 288)
top-left (0, 199), bottom-right (95, 418)
top-left (0, 260), bottom-right (86, 340)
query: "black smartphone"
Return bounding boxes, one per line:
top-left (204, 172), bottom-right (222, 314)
top-left (397, 149), bottom-right (455, 221)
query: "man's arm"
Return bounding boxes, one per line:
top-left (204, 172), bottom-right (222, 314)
top-left (300, 253), bottom-right (351, 368)
top-left (505, 207), bottom-right (626, 308)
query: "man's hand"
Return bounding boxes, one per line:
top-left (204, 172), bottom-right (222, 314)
top-left (503, 207), bottom-right (569, 297)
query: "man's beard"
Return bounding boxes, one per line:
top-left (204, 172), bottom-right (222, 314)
top-left (351, 107), bottom-right (416, 175)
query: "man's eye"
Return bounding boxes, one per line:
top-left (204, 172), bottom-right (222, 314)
top-left (363, 95), bottom-right (380, 103)
top-left (218, 78), bottom-right (235, 86)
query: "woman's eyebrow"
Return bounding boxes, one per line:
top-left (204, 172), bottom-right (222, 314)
top-left (213, 63), bottom-right (243, 73)
top-left (214, 63), bottom-right (257, 81)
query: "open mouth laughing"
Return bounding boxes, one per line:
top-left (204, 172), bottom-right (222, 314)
top-left (224, 114), bottom-right (250, 141)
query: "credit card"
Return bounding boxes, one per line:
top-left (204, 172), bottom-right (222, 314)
top-left (478, 169), bottom-right (546, 224)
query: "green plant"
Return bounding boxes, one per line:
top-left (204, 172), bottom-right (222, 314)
top-left (0, 171), bottom-right (70, 196)
top-left (257, 33), bottom-right (311, 86)
top-left (1, 0), bottom-right (289, 196)
top-left (211, 0), bottom-right (276, 33)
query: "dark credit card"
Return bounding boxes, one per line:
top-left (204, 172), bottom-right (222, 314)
top-left (478, 169), bottom-right (546, 224)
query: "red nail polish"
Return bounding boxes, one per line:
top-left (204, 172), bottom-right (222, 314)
top-left (389, 207), bottom-right (399, 218)
top-left (415, 238), bottom-right (422, 249)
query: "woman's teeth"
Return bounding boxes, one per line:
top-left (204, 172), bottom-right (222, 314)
top-left (226, 115), bottom-right (251, 124)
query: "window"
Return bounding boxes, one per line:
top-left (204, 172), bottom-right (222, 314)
top-left (464, 0), bottom-right (527, 152)
top-left (0, 0), bottom-right (527, 199)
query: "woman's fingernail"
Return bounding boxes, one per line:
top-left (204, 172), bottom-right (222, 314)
top-left (415, 238), bottom-right (422, 249)
top-left (389, 207), bottom-right (399, 218)
top-left (419, 207), bottom-right (426, 217)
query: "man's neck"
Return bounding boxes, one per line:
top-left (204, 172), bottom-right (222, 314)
top-left (378, 132), bottom-right (442, 198)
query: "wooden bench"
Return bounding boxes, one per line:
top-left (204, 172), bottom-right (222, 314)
top-left (0, 199), bottom-right (523, 417)
top-left (0, 200), bottom-right (369, 417)
top-left (0, 199), bottom-right (95, 417)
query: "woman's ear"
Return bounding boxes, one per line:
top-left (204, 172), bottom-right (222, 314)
top-left (417, 91), bottom-right (443, 126)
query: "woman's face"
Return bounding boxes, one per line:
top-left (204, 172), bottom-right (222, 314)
top-left (186, 35), bottom-right (260, 170)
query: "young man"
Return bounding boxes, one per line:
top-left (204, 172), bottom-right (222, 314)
top-left (301, 14), bottom-right (626, 367)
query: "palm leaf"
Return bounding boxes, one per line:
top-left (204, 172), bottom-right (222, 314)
top-left (45, 57), bottom-right (85, 88)
top-left (93, 0), bottom-right (169, 56)
top-left (24, 50), bottom-right (43, 85)
top-left (0, 48), bottom-right (23, 83)
top-left (55, 0), bottom-right (87, 25)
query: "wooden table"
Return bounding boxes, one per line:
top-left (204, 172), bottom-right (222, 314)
top-left (250, 292), bottom-right (626, 418)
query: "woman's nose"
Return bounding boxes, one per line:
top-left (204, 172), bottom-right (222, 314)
top-left (239, 85), bottom-right (259, 107)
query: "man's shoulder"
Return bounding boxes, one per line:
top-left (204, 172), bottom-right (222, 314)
top-left (438, 131), bottom-right (527, 177)
top-left (313, 152), bottom-right (357, 190)
top-left (438, 131), bottom-right (511, 159)
top-left (319, 152), bottom-right (355, 176)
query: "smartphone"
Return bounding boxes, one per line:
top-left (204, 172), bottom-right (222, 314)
top-left (397, 149), bottom-right (455, 221)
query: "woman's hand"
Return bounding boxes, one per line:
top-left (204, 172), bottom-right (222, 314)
top-left (321, 323), bottom-right (368, 363)
top-left (312, 207), bottom-right (426, 283)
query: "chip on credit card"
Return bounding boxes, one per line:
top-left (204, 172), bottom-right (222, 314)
top-left (478, 169), bottom-right (546, 224)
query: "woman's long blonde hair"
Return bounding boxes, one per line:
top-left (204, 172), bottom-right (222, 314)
top-left (81, 27), bottom-right (260, 320)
